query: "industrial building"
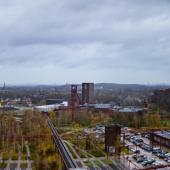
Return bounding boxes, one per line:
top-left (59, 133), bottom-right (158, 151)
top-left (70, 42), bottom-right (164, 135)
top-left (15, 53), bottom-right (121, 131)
top-left (82, 83), bottom-right (94, 104)
top-left (151, 131), bottom-right (170, 148)
top-left (34, 101), bottom-right (68, 112)
top-left (105, 124), bottom-right (121, 154)
top-left (46, 99), bottom-right (65, 105)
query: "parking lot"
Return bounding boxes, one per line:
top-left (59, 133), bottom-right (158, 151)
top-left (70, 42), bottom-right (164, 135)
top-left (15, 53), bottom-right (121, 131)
top-left (123, 129), bottom-right (170, 169)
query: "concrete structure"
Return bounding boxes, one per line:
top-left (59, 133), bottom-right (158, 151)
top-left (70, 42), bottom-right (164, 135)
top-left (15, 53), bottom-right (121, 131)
top-left (151, 131), bottom-right (170, 148)
top-left (105, 124), bottom-right (121, 154)
top-left (34, 101), bottom-right (68, 112)
top-left (115, 106), bottom-right (145, 113)
top-left (70, 85), bottom-right (81, 121)
top-left (82, 83), bottom-right (94, 104)
top-left (46, 99), bottom-right (65, 105)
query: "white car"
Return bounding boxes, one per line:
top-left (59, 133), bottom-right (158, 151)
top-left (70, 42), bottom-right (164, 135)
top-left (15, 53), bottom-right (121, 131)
top-left (165, 153), bottom-right (170, 157)
top-left (152, 161), bottom-right (162, 166)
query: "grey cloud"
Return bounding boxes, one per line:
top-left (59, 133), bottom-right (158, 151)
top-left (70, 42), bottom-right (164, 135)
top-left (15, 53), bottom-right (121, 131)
top-left (0, 0), bottom-right (170, 83)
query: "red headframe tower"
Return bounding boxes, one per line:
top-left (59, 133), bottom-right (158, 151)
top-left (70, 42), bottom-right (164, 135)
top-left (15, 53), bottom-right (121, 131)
top-left (71, 85), bottom-right (81, 121)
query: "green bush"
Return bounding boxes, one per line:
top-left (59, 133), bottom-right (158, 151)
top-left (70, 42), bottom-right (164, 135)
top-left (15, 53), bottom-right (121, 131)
top-left (20, 163), bottom-right (27, 168)
top-left (12, 152), bottom-right (18, 160)
top-left (2, 152), bottom-right (9, 160)
top-left (22, 154), bottom-right (27, 160)
top-left (0, 143), bottom-right (3, 150)
top-left (23, 145), bottom-right (27, 154)
top-left (0, 162), bottom-right (7, 168)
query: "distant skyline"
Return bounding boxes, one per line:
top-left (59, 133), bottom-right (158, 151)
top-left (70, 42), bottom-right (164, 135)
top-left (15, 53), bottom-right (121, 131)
top-left (0, 0), bottom-right (170, 84)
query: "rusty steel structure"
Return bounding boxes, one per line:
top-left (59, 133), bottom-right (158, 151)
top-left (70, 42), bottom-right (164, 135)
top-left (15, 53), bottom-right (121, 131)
top-left (70, 85), bottom-right (81, 121)
top-left (105, 124), bottom-right (121, 154)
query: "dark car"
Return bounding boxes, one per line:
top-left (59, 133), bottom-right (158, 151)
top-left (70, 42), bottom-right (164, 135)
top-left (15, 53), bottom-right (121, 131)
top-left (141, 145), bottom-right (152, 152)
top-left (142, 159), bottom-right (155, 166)
top-left (157, 151), bottom-right (167, 159)
top-left (132, 154), bottom-right (138, 160)
top-left (157, 153), bottom-right (166, 159)
top-left (142, 133), bottom-right (150, 139)
top-left (152, 149), bottom-right (162, 154)
top-left (136, 138), bottom-right (143, 143)
top-left (137, 156), bottom-right (147, 163)
top-left (134, 150), bottom-right (140, 154)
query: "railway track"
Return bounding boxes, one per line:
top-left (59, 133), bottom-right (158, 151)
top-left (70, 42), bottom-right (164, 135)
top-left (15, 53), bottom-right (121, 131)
top-left (47, 116), bottom-right (80, 170)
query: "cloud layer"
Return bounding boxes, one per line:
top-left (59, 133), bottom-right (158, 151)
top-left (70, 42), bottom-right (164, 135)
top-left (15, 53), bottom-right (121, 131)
top-left (0, 0), bottom-right (170, 84)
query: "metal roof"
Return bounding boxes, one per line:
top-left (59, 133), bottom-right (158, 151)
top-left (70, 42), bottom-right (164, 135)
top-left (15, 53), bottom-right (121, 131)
top-left (154, 131), bottom-right (170, 140)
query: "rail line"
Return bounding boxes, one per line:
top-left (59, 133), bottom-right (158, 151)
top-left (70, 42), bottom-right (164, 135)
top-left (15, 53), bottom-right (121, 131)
top-left (47, 116), bottom-right (80, 170)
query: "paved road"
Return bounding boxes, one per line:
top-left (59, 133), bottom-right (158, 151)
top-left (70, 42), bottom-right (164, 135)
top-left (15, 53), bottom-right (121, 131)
top-left (25, 142), bottom-right (32, 170)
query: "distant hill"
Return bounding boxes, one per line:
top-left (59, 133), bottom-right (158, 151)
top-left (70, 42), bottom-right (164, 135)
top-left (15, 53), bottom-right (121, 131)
top-left (94, 83), bottom-right (170, 91)
top-left (2, 83), bottom-right (170, 92)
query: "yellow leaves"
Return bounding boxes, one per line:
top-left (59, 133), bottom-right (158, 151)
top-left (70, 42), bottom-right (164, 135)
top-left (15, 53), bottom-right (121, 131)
top-left (38, 142), bottom-right (51, 156)
top-left (47, 155), bottom-right (56, 163)
top-left (71, 122), bottom-right (81, 129)
top-left (143, 113), bottom-right (160, 128)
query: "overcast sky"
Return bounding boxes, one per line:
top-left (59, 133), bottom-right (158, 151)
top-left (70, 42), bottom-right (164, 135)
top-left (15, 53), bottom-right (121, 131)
top-left (0, 0), bottom-right (170, 85)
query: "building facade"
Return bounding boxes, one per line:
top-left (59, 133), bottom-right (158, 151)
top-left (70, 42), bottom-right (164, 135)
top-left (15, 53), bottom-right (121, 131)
top-left (82, 83), bottom-right (94, 104)
top-left (105, 124), bottom-right (121, 154)
top-left (151, 131), bottom-right (170, 149)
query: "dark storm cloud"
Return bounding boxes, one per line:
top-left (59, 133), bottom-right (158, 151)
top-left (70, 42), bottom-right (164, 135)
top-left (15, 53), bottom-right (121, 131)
top-left (0, 0), bottom-right (170, 83)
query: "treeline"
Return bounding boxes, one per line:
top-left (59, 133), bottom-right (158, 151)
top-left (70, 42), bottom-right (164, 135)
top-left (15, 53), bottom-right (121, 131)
top-left (111, 112), bottom-right (167, 128)
top-left (49, 109), bottom-right (169, 129)
top-left (150, 89), bottom-right (170, 112)
top-left (50, 110), bottom-right (112, 127)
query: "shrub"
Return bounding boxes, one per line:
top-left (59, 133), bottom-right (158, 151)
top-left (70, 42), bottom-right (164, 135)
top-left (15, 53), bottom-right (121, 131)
top-left (2, 152), bottom-right (9, 160)
top-left (12, 152), bottom-right (18, 160)
top-left (0, 162), bottom-right (7, 168)
top-left (20, 163), bottom-right (27, 168)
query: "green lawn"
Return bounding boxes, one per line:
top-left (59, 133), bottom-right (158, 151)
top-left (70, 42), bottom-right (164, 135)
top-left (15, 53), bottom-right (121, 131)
top-left (102, 159), bottom-right (113, 165)
top-left (89, 150), bottom-right (105, 157)
top-left (84, 160), bottom-right (93, 167)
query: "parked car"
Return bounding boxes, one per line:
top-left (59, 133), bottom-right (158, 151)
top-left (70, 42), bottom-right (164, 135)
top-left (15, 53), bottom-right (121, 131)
top-left (132, 154), bottom-right (138, 160)
top-left (135, 138), bottom-right (143, 143)
top-left (141, 159), bottom-right (155, 166)
top-left (134, 150), bottom-right (140, 154)
top-left (137, 156), bottom-right (147, 163)
top-left (152, 161), bottom-right (162, 166)
top-left (152, 148), bottom-right (162, 154)
top-left (165, 158), bottom-right (170, 163)
top-left (164, 153), bottom-right (170, 162)
top-left (142, 133), bottom-right (150, 139)
top-left (157, 151), bottom-right (167, 159)
top-left (157, 153), bottom-right (166, 159)
top-left (141, 144), bottom-right (152, 152)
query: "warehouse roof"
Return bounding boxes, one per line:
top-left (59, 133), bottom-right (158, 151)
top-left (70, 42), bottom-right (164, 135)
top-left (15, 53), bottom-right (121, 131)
top-left (154, 131), bottom-right (170, 140)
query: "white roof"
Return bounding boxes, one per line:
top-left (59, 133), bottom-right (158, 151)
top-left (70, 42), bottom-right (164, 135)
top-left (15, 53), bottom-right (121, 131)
top-left (34, 101), bottom-right (68, 112)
